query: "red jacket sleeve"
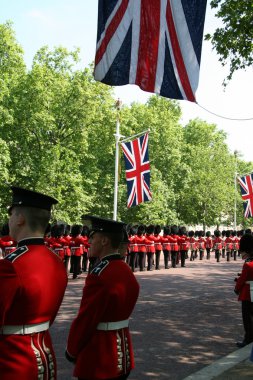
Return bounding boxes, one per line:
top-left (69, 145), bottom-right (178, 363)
top-left (0, 260), bottom-right (21, 326)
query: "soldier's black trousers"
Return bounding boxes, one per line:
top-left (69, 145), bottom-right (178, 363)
top-left (241, 300), bottom-right (253, 344)
top-left (171, 251), bottom-right (178, 267)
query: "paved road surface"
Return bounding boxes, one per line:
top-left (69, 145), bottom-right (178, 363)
top-left (51, 256), bottom-right (244, 379)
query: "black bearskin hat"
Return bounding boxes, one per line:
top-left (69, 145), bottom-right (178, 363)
top-left (146, 225), bottom-right (155, 234)
top-left (206, 231), bottom-right (211, 237)
top-left (71, 224), bottom-right (82, 237)
top-left (188, 230), bottom-right (195, 237)
top-left (179, 226), bottom-right (187, 236)
top-left (225, 230), bottom-right (231, 238)
top-left (214, 230), bottom-right (221, 237)
top-left (163, 226), bottom-right (171, 235)
top-left (171, 225), bottom-right (178, 235)
top-left (81, 225), bottom-right (90, 237)
top-left (137, 225), bottom-right (145, 235)
top-left (154, 225), bottom-right (161, 235)
top-left (222, 230), bottom-right (226, 237)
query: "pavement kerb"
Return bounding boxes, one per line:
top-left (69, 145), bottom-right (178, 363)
top-left (182, 343), bottom-right (253, 380)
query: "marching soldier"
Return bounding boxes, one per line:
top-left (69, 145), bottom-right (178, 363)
top-left (225, 230), bottom-right (233, 262)
top-left (145, 225), bottom-right (156, 271)
top-left (128, 225), bottom-right (138, 272)
top-left (221, 230), bottom-right (226, 258)
top-left (188, 230), bottom-right (196, 261)
top-left (198, 231), bottom-right (205, 260)
top-left (154, 225), bottom-right (163, 270)
top-left (170, 225), bottom-right (179, 268)
top-left (0, 186), bottom-right (67, 379)
top-left (213, 230), bottom-right (222, 262)
top-left (69, 225), bottom-right (84, 279)
top-left (81, 225), bottom-right (90, 273)
top-left (135, 225), bottom-right (147, 271)
top-left (161, 226), bottom-right (171, 269)
top-left (205, 231), bottom-right (213, 259)
top-left (178, 226), bottom-right (189, 267)
top-left (231, 230), bottom-right (239, 261)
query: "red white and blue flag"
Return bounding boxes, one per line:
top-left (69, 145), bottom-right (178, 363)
top-left (238, 174), bottom-right (253, 218)
top-left (121, 133), bottom-right (152, 207)
top-left (94, 0), bottom-right (207, 102)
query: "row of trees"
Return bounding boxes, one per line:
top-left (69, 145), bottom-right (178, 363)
top-left (0, 22), bottom-right (252, 228)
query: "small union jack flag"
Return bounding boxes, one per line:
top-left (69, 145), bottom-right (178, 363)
top-left (94, 0), bottom-right (207, 102)
top-left (121, 133), bottom-right (152, 207)
top-left (238, 174), bottom-right (253, 218)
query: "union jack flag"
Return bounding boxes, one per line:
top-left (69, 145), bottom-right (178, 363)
top-left (121, 133), bottom-right (152, 207)
top-left (94, 0), bottom-right (207, 102)
top-left (238, 174), bottom-right (253, 218)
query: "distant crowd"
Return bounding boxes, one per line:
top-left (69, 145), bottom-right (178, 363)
top-left (0, 221), bottom-right (249, 276)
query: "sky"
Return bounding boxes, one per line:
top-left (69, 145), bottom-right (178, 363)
top-left (1, 0), bottom-right (252, 162)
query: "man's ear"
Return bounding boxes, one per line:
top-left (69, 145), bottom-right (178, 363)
top-left (16, 211), bottom-right (26, 226)
top-left (101, 235), bottom-right (110, 247)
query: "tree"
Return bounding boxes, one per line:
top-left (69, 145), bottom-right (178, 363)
top-left (206, 0), bottom-right (253, 83)
top-left (178, 119), bottom-right (235, 229)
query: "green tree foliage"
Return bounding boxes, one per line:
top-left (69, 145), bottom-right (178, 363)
top-left (178, 119), bottom-right (235, 228)
top-left (0, 22), bottom-right (252, 227)
top-left (206, 0), bottom-right (253, 83)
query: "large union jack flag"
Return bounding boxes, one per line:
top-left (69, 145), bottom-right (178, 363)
top-left (238, 174), bottom-right (253, 218)
top-left (94, 0), bottom-right (207, 102)
top-left (121, 133), bottom-right (152, 207)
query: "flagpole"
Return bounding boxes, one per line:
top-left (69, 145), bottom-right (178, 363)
top-left (234, 150), bottom-right (238, 230)
top-left (121, 129), bottom-right (150, 143)
top-left (113, 99), bottom-right (122, 221)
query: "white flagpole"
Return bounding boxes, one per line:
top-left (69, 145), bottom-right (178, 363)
top-left (234, 150), bottom-right (238, 230)
top-left (113, 99), bottom-right (122, 221)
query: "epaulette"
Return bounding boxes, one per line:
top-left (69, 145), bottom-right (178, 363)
top-left (91, 260), bottom-right (109, 275)
top-left (5, 246), bottom-right (28, 263)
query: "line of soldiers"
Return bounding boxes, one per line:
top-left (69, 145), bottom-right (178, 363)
top-left (0, 222), bottom-right (249, 275)
top-left (125, 225), bottom-right (245, 272)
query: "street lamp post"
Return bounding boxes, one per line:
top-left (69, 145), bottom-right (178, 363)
top-left (234, 150), bottom-right (238, 230)
top-left (113, 99), bottom-right (122, 221)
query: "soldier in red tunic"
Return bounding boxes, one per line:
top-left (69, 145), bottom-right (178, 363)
top-left (0, 186), bottom-right (68, 380)
top-left (66, 215), bottom-right (140, 380)
top-left (234, 233), bottom-right (253, 347)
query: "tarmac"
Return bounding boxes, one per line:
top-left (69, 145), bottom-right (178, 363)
top-left (51, 255), bottom-right (253, 379)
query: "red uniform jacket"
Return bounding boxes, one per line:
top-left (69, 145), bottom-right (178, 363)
top-left (153, 234), bottom-right (162, 251)
top-left (128, 235), bottom-right (138, 253)
top-left (170, 235), bottom-right (179, 251)
top-left (225, 236), bottom-right (233, 251)
top-left (132, 235), bottom-right (147, 252)
top-left (188, 236), bottom-right (196, 251)
top-left (235, 258), bottom-right (253, 301)
top-left (69, 235), bottom-right (84, 256)
top-left (67, 254), bottom-right (140, 379)
top-left (205, 237), bottom-right (213, 249)
top-left (145, 234), bottom-right (156, 253)
top-left (0, 237), bottom-right (68, 380)
top-left (160, 235), bottom-right (171, 251)
top-left (213, 236), bottom-right (223, 250)
top-left (179, 235), bottom-right (189, 251)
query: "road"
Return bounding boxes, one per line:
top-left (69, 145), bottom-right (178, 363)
top-left (51, 255), bottom-right (244, 379)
